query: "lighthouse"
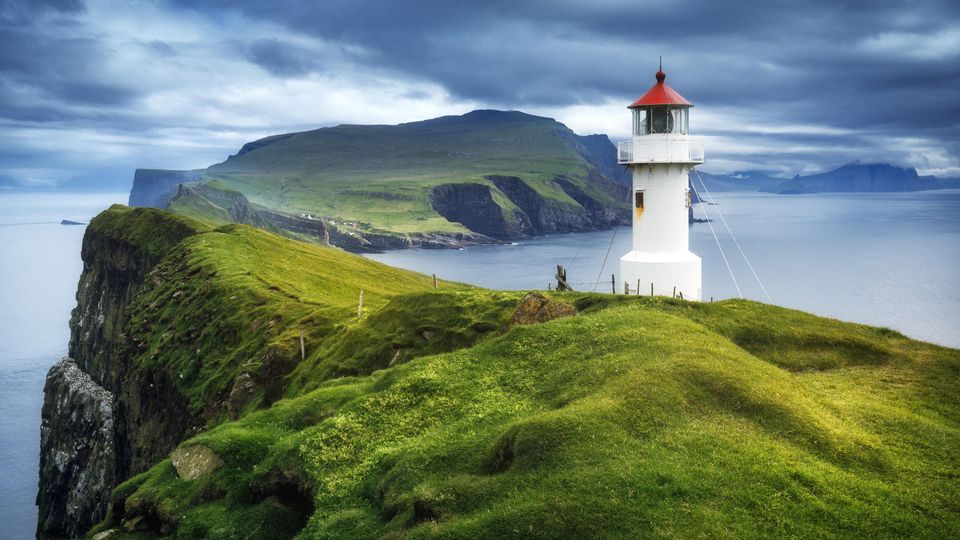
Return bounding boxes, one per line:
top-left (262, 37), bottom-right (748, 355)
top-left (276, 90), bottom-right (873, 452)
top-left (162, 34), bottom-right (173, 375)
top-left (617, 67), bottom-right (704, 300)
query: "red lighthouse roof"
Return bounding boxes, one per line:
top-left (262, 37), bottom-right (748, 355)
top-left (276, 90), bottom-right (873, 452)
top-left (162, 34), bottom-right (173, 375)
top-left (628, 69), bottom-right (692, 109)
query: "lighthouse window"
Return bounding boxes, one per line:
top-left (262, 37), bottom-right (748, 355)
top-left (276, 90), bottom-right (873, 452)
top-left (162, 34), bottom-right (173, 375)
top-left (632, 109), bottom-right (648, 135)
top-left (635, 190), bottom-right (644, 209)
top-left (650, 107), bottom-right (674, 134)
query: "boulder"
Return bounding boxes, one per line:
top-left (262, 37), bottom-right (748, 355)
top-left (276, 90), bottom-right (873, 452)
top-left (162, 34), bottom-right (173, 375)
top-left (509, 292), bottom-right (577, 327)
top-left (170, 445), bottom-right (223, 480)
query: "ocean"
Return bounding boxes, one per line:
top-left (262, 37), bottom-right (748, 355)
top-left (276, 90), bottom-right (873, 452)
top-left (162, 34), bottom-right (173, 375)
top-left (1, 189), bottom-right (958, 539)
top-left (0, 193), bottom-right (126, 538)
top-left (368, 190), bottom-right (960, 349)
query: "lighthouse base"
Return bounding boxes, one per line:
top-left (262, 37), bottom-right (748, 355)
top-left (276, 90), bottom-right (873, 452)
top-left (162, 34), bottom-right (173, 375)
top-left (619, 250), bottom-right (702, 300)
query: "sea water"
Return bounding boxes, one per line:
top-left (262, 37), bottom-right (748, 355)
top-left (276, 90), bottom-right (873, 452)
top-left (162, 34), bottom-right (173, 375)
top-left (369, 190), bottom-right (960, 348)
top-left (0, 190), bottom-right (958, 539)
top-left (0, 193), bottom-right (125, 538)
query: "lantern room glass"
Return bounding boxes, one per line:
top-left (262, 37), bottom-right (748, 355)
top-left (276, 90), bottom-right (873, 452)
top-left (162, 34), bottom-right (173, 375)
top-left (632, 107), bottom-right (689, 136)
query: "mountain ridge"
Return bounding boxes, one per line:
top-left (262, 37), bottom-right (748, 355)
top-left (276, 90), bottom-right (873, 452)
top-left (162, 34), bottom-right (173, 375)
top-left (129, 109), bottom-right (634, 250)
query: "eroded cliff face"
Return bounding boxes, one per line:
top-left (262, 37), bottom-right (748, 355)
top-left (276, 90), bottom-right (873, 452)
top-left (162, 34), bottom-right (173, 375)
top-left (429, 176), bottom-right (629, 241)
top-left (37, 208), bottom-right (202, 539)
top-left (36, 358), bottom-right (114, 539)
top-left (128, 169), bottom-right (203, 208)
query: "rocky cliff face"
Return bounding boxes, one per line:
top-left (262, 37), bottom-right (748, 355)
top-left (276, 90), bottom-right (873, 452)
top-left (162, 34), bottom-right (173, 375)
top-left (429, 176), bottom-right (629, 241)
top-left (128, 169), bottom-right (203, 208)
top-left (36, 358), bottom-right (115, 539)
top-left (37, 208), bottom-right (203, 539)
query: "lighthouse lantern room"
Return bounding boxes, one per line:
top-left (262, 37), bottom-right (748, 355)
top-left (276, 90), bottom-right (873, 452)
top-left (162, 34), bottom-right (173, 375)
top-left (618, 67), bottom-right (704, 300)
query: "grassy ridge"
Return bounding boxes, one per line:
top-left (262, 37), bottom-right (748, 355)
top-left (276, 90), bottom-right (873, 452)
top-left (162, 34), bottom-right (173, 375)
top-left (114, 209), bottom-right (455, 419)
top-left (91, 207), bottom-right (960, 538)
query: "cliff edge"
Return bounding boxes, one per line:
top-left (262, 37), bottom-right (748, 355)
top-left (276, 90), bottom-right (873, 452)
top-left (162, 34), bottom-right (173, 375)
top-left (39, 206), bottom-right (960, 539)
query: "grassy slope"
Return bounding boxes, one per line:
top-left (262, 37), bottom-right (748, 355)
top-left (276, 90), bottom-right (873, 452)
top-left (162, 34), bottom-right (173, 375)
top-left (92, 208), bottom-right (960, 539)
top-left (105, 206), bottom-right (454, 419)
top-left (200, 112), bottom-right (613, 235)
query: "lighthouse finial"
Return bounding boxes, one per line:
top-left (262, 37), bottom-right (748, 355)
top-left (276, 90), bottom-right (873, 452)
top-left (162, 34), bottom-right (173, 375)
top-left (659, 56), bottom-right (662, 71)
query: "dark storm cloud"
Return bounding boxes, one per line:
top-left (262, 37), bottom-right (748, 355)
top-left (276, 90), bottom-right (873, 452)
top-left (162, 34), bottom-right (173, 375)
top-left (246, 39), bottom-right (321, 77)
top-left (171, 0), bottom-right (960, 133)
top-left (206, 0), bottom-right (960, 175)
top-left (1, 0), bottom-right (958, 186)
top-left (0, 25), bottom-right (137, 115)
top-left (0, 0), bottom-right (85, 19)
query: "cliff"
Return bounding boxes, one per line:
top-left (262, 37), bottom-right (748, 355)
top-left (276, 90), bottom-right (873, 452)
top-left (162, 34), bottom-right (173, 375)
top-left (36, 205), bottom-right (447, 538)
top-left (128, 169), bottom-right (203, 208)
top-left (39, 206), bottom-right (960, 539)
top-left (37, 358), bottom-right (114, 537)
top-left (37, 207), bottom-right (207, 539)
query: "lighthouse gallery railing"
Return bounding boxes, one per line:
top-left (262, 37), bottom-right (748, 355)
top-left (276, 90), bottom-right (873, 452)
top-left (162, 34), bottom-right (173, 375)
top-left (617, 138), bottom-right (704, 164)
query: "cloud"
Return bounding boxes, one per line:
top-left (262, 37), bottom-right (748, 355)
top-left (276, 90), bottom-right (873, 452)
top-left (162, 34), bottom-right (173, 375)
top-left (0, 0), bottom-right (957, 188)
top-left (246, 38), bottom-right (321, 77)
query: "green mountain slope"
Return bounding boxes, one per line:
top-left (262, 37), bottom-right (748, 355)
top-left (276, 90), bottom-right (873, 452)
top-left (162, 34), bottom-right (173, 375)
top-left (129, 110), bottom-right (630, 249)
top-left (78, 207), bottom-right (960, 539)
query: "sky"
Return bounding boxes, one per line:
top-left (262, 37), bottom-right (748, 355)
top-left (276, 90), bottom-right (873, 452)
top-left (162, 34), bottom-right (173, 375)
top-left (1, 0), bottom-right (959, 188)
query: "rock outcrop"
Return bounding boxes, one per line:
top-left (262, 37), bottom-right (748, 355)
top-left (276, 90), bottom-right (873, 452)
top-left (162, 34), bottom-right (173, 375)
top-left (508, 292), bottom-right (577, 327)
top-left (429, 182), bottom-right (532, 239)
top-left (430, 176), bottom-right (629, 241)
top-left (169, 445), bottom-right (223, 480)
top-left (36, 358), bottom-right (115, 539)
top-left (37, 207), bottom-right (203, 539)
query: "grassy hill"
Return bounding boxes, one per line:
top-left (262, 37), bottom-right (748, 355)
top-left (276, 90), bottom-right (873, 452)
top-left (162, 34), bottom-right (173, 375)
top-left (129, 111), bottom-right (630, 249)
top-left (82, 206), bottom-right (960, 539)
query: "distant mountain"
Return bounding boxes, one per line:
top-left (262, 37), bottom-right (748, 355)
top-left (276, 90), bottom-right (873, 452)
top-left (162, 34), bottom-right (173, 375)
top-left (129, 110), bottom-right (632, 251)
top-left (761, 163), bottom-right (959, 194)
top-left (0, 171), bottom-right (132, 192)
top-left (692, 170), bottom-right (786, 192)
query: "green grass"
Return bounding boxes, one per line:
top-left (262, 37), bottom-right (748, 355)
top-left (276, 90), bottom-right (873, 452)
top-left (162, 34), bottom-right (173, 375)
top-left (90, 207), bottom-right (960, 539)
top-left (107, 206), bottom-right (458, 419)
top-left (186, 111), bottom-right (623, 235)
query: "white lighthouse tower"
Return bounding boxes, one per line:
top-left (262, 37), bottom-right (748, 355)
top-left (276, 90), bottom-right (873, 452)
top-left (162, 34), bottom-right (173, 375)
top-left (618, 67), bottom-right (704, 300)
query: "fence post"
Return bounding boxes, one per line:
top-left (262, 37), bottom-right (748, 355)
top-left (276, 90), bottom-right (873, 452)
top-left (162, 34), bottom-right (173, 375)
top-left (299, 329), bottom-right (305, 361)
top-left (357, 289), bottom-right (364, 321)
top-left (432, 273), bottom-right (437, 289)
top-left (637, 279), bottom-right (641, 296)
top-left (555, 265), bottom-right (572, 291)
top-left (611, 274), bottom-right (615, 294)
top-left (679, 291), bottom-right (683, 300)
top-left (651, 282), bottom-right (654, 296)
top-left (624, 281), bottom-right (629, 294)
top-left (672, 286), bottom-right (676, 298)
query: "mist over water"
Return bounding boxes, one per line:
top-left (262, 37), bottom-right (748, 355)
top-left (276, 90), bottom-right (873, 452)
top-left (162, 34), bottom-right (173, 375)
top-left (369, 190), bottom-right (960, 348)
top-left (0, 193), bottom-right (126, 539)
top-left (0, 190), bottom-right (957, 540)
